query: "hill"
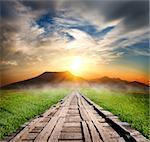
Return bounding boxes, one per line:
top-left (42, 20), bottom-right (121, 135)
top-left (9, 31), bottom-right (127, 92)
top-left (1, 71), bottom-right (87, 89)
top-left (89, 76), bottom-right (149, 93)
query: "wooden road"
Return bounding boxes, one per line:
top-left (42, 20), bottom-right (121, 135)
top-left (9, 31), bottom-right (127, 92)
top-left (7, 92), bottom-right (148, 142)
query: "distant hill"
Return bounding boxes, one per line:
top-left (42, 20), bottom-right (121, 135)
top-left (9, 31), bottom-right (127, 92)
top-left (1, 72), bottom-right (149, 93)
top-left (89, 76), bottom-right (149, 93)
top-left (1, 71), bottom-right (87, 89)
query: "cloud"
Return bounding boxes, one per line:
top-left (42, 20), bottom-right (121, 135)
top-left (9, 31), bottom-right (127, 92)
top-left (21, 0), bottom-right (56, 11)
top-left (0, 0), bottom-right (46, 59)
top-left (0, 0), bottom-right (149, 74)
top-left (96, 26), bottom-right (149, 54)
top-left (0, 60), bottom-right (18, 66)
top-left (1, 1), bottom-right (20, 21)
top-left (58, 0), bottom-right (149, 31)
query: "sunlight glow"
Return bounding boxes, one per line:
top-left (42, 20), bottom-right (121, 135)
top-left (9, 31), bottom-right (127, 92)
top-left (69, 57), bottom-right (83, 75)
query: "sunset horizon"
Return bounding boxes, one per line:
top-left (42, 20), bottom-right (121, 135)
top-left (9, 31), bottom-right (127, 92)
top-left (1, 69), bottom-right (149, 87)
top-left (0, 0), bottom-right (149, 86)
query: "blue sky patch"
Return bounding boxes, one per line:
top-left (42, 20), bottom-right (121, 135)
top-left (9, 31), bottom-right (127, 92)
top-left (58, 32), bottom-right (75, 42)
top-left (36, 12), bottom-right (55, 28)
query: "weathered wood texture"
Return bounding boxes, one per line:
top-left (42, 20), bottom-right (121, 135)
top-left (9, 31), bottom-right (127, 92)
top-left (6, 92), bottom-right (149, 142)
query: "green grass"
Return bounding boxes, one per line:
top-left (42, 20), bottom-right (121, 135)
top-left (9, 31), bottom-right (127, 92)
top-left (81, 88), bottom-right (149, 139)
top-left (0, 88), bottom-right (69, 139)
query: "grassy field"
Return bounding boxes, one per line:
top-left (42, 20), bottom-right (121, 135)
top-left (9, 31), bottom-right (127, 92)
top-left (0, 88), bottom-right (69, 139)
top-left (81, 88), bottom-right (149, 139)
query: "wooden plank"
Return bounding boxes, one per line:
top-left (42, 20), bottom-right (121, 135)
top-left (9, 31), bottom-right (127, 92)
top-left (21, 140), bottom-right (33, 142)
top-left (68, 110), bottom-right (79, 114)
top-left (54, 97), bottom-right (72, 119)
top-left (69, 105), bottom-right (78, 109)
top-left (78, 94), bottom-right (103, 142)
top-left (35, 106), bottom-right (68, 141)
top-left (102, 123), bottom-right (110, 127)
top-left (59, 133), bottom-right (82, 140)
top-left (48, 117), bottom-right (65, 142)
top-left (79, 107), bottom-right (90, 121)
top-left (34, 120), bottom-right (47, 128)
top-left (66, 116), bottom-right (81, 120)
top-left (10, 117), bottom-right (43, 142)
top-left (67, 114), bottom-right (80, 117)
top-left (22, 133), bottom-right (38, 140)
top-left (34, 93), bottom-right (73, 142)
top-left (102, 126), bottom-right (120, 138)
top-left (65, 118), bottom-right (81, 122)
top-left (77, 93), bottom-right (83, 108)
top-left (34, 117), bottom-right (58, 142)
top-left (54, 107), bottom-right (63, 117)
top-left (59, 140), bottom-right (83, 142)
top-left (42, 106), bottom-right (57, 117)
top-left (30, 127), bottom-right (43, 133)
top-left (41, 117), bottom-right (50, 122)
top-left (65, 116), bottom-right (81, 122)
top-left (19, 117), bottom-right (48, 141)
top-left (65, 94), bottom-right (75, 107)
top-left (64, 122), bottom-right (81, 127)
top-left (77, 94), bottom-right (90, 121)
top-left (98, 118), bottom-right (105, 123)
top-left (59, 106), bottom-right (69, 117)
top-left (87, 121), bottom-right (102, 142)
top-left (62, 127), bottom-right (81, 133)
top-left (82, 121), bottom-right (92, 142)
top-left (80, 94), bottom-right (113, 142)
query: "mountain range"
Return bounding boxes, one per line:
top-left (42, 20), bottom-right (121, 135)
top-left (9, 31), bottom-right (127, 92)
top-left (89, 76), bottom-right (149, 93)
top-left (1, 71), bottom-right (149, 93)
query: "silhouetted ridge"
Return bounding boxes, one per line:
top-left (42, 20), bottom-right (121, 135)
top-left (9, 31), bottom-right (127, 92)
top-left (90, 76), bottom-right (149, 93)
top-left (1, 71), bottom-right (86, 89)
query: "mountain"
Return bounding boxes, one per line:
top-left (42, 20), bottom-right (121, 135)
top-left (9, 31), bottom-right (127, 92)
top-left (1, 71), bottom-right (87, 89)
top-left (1, 72), bottom-right (149, 93)
top-left (89, 76), bottom-right (149, 93)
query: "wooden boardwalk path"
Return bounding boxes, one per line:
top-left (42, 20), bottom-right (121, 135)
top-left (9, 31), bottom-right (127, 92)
top-left (7, 92), bottom-right (148, 142)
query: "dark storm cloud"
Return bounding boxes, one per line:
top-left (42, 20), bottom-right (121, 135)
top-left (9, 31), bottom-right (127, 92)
top-left (66, 0), bottom-right (149, 31)
top-left (101, 0), bottom-right (149, 30)
top-left (20, 0), bottom-right (55, 10)
top-left (1, 0), bottom-right (56, 21)
top-left (0, 1), bottom-right (19, 20)
top-left (0, 1), bottom-right (23, 50)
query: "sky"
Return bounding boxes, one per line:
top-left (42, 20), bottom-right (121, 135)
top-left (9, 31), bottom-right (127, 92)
top-left (0, 0), bottom-right (149, 86)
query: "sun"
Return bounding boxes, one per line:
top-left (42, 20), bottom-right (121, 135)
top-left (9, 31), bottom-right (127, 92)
top-left (69, 57), bottom-right (83, 75)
